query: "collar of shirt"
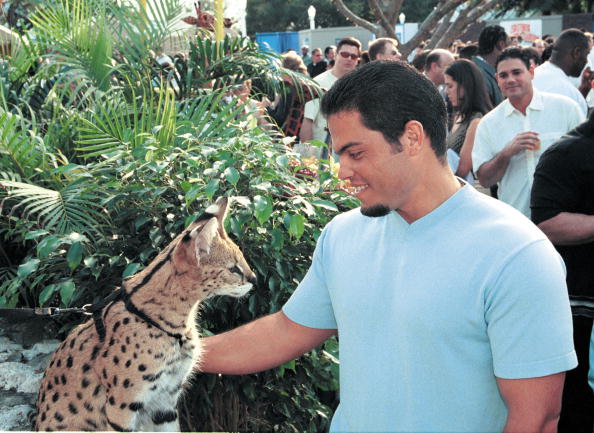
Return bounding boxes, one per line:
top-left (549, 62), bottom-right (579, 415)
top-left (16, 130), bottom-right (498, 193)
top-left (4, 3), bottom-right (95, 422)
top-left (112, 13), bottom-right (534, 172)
top-left (503, 88), bottom-right (545, 117)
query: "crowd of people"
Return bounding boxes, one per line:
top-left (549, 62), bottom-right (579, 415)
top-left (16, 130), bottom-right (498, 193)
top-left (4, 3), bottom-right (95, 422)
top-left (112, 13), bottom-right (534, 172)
top-left (211, 25), bottom-right (594, 433)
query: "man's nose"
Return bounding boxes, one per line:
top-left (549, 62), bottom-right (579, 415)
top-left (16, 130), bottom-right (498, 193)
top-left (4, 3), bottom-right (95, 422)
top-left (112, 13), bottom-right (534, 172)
top-left (337, 160), bottom-right (353, 180)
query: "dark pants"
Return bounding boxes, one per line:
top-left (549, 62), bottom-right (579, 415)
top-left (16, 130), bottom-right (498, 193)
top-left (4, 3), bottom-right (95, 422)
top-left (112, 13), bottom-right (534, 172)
top-left (558, 316), bottom-right (594, 433)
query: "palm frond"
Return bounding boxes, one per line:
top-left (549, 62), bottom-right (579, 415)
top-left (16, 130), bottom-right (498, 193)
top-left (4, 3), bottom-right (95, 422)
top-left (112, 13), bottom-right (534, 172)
top-left (176, 88), bottom-right (252, 141)
top-left (75, 83), bottom-right (178, 159)
top-left (107, 0), bottom-right (184, 66)
top-left (0, 179), bottom-right (108, 237)
top-left (28, 0), bottom-right (114, 100)
top-left (0, 109), bottom-right (47, 180)
top-left (188, 36), bottom-right (323, 101)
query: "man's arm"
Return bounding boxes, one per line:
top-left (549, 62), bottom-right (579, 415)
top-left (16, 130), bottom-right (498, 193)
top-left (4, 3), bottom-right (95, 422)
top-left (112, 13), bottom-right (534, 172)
top-left (476, 131), bottom-right (540, 188)
top-left (497, 373), bottom-right (565, 433)
top-left (299, 118), bottom-right (314, 142)
top-left (537, 212), bottom-right (594, 245)
top-left (196, 311), bottom-right (336, 375)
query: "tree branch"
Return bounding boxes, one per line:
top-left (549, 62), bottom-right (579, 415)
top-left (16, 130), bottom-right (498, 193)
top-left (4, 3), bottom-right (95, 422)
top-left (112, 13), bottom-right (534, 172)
top-left (385, 0), bottom-right (404, 25)
top-left (400, 0), bottom-right (467, 57)
top-left (435, 0), bottom-right (503, 49)
top-left (330, 0), bottom-right (379, 35)
top-left (368, 0), bottom-right (397, 39)
top-left (426, 10), bottom-right (455, 49)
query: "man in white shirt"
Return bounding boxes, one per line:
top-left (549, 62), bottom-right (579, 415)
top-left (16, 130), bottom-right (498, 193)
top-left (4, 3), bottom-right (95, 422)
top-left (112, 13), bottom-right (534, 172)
top-left (533, 29), bottom-right (592, 116)
top-left (473, 48), bottom-right (585, 217)
top-left (299, 37), bottom-right (361, 145)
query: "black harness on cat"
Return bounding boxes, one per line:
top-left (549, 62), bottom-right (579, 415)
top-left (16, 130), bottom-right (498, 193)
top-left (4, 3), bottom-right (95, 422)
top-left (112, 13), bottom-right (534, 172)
top-left (88, 288), bottom-right (183, 345)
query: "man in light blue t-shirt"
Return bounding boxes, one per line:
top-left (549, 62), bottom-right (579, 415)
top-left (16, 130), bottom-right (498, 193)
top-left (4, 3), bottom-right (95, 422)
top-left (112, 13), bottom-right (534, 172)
top-left (198, 61), bottom-right (577, 432)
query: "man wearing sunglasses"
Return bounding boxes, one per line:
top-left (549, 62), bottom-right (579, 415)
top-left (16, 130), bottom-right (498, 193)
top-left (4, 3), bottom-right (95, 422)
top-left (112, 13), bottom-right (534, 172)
top-left (299, 37), bottom-right (361, 150)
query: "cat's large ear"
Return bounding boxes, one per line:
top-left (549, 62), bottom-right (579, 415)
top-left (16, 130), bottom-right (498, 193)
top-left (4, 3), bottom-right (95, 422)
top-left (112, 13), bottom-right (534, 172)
top-left (204, 196), bottom-right (230, 236)
top-left (191, 217), bottom-right (219, 265)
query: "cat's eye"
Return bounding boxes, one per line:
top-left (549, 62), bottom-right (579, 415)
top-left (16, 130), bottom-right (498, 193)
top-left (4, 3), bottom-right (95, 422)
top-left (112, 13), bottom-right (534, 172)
top-left (229, 265), bottom-right (243, 275)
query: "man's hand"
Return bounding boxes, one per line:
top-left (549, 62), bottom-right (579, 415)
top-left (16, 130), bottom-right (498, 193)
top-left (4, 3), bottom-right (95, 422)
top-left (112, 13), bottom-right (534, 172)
top-left (504, 131), bottom-right (540, 157)
top-left (477, 131), bottom-right (540, 187)
top-left (579, 66), bottom-right (593, 97)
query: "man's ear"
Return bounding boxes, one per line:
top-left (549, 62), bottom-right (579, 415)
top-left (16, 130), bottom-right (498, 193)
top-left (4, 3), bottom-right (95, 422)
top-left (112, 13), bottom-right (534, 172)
top-left (401, 120), bottom-right (425, 156)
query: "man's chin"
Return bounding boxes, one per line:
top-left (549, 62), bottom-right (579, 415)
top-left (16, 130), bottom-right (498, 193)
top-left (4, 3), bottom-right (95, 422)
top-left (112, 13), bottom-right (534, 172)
top-left (360, 204), bottom-right (391, 217)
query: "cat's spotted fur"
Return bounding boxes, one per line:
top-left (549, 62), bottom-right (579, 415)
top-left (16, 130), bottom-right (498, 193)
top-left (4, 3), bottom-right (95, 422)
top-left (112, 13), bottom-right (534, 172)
top-left (35, 197), bottom-right (255, 431)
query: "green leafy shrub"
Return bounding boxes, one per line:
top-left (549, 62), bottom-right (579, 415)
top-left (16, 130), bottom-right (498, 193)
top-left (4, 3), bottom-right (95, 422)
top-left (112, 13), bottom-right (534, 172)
top-left (0, 0), bottom-right (354, 430)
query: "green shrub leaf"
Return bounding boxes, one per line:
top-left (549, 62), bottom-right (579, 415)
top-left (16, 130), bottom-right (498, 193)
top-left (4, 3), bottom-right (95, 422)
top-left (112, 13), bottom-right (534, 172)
top-left (36, 236), bottom-right (62, 259)
top-left (18, 258), bottom-right (40, 278)
top-left (287, 213), bottom-right (305, 239)
top-left (253, 195), bottom-right (273, 224)
top-left (39, 284), bottom-right (58, 306)
top-left (66, 242), bottom-right (84, 271)
top-left (122, 263), bottom-right (141, 278)
top-left (59, 280), bottom-right (76, 306)
top-left (224, 167), bottom-right (240, 185)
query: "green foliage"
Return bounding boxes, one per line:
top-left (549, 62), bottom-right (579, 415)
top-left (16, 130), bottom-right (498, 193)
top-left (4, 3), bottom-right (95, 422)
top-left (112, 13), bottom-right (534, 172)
top-left (0, 0), bottom-right (348, 431)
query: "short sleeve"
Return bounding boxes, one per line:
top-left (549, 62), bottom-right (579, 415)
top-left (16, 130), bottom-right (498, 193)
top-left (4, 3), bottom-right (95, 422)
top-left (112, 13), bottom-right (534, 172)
top-left (472, 117), bottom-right (495, 172)
top-left (531, 143), bottom-right (580, 224)
top-left (282, 228), bottom-right (337, 329)
top-left (484, 240), bottom-right (577, 379)
top-left (303, 98), bottom-right (320, 121)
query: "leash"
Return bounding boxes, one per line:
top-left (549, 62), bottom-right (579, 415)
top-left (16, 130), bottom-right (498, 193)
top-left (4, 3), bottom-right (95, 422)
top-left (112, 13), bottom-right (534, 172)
top-left (0, 305), bottom-right (93, 320)
top-left (0, 287), bottom-right (183, 344)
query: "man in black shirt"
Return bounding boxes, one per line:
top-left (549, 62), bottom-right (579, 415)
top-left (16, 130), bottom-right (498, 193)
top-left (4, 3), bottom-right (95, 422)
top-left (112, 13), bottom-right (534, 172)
top-left (307, 48), bottom-right (327, 78)
top-left (531, 114), bottom-right (594, 433)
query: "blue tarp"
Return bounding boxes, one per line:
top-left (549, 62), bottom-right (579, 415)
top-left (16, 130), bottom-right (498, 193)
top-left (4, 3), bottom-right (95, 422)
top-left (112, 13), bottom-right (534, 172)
top-left (255, 32), bottom-right (299, 53)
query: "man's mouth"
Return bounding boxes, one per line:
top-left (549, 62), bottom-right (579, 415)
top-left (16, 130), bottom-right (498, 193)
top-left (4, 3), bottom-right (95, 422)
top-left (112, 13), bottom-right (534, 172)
top-left (350, 184), bottom-right (368, 195)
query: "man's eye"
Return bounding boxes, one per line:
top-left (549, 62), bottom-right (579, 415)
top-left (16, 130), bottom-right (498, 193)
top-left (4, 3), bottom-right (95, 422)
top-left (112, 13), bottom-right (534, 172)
top-left (349, 151), bottom-right (363, 159)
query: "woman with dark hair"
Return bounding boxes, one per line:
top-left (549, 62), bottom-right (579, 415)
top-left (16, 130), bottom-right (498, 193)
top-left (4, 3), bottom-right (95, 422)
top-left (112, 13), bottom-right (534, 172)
top-left (444, 59), bottom-right (493, 180)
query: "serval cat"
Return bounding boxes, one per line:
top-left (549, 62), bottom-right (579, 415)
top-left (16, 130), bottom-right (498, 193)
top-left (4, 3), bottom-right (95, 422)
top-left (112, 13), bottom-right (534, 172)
top-left (35, 197), bottom-right (256, 431)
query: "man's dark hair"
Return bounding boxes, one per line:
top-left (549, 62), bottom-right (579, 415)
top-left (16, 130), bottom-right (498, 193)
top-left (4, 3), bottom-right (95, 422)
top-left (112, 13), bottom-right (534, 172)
top-left (321, 61), bottom-right (448, 160)
top-left (324, 45), bottom-right (336, 57)
top-left (336, 37), bottom-right (362, 53)
top-left (542, 44), bottom-right (554, 62)
top-left (360, 50), bottom-right (370, 64)
top-left (458, 44), bottom-right (479, 59)
top-left (495, 47), bottom-right (531, 70)
top-left (523, 46), bottom-right (542, 66)
top-left (411, 49), bottom-right (431, 72)
top-left (552, 28), bottom-right (590, 54)
top-left (445, 59), bottom-right (492, 122)
top-left (478, 25), bottom-right (508, 55)
top-left (368, 37), bottom-right (398, 61)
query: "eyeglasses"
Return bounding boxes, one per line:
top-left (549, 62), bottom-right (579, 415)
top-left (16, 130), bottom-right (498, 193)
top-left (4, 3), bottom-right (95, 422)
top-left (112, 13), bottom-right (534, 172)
top-left (339, 51), bottom-right (360, 60)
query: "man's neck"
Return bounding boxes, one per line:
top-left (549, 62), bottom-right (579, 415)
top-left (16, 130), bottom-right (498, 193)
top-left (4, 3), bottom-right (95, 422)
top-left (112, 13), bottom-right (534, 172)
top-left (509, 91), bottom-right (534, 115)
top-left (549, 58), bottom-right (570, 77)
top-left (331, 67), bottom-right (349, 79)
top-left (397, 161), bottom-right (462, 224)
top-left (481, 51), bottom-right (499, 67)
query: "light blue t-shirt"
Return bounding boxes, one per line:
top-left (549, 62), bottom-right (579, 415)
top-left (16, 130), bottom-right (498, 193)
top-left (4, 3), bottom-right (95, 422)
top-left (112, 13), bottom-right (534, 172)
top-left (283, 184), bottom-right (577, 433)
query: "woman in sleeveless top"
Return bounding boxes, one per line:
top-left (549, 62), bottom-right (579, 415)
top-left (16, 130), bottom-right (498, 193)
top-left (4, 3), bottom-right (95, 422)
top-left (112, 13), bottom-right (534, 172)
top-left (444, 59), bottom-right (493, 180)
